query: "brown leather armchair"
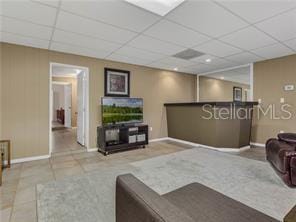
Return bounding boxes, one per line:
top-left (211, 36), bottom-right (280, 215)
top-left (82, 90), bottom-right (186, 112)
top-left (266, 133), bottom-right (296, 187)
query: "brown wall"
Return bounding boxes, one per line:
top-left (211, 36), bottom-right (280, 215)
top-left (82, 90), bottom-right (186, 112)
top-left (199, 76), bottom-right (250, 102)
top-left (0, 43), bottom-right (196, 159)
top-left (52, 77), bottom-right (78, 127)
top-left (252, 54), bottom-right (296, 144)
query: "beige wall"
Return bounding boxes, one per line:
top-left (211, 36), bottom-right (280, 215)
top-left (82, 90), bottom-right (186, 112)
top-left (199, 76), bottom-right (250, 102)
top-left (0, 43), bottom-right (196, 159)
top-left (252, 54), bottom-right (296, 144)
top-left (52, 77), bottom-right (78, 127)
top-left (0, 43), bottom-right (2, 139)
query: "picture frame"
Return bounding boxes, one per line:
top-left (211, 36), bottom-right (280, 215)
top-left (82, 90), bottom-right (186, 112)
top-left (104, 68), bottom-right (130, 97)
top-left (233, 87), bottom-right (242, 102)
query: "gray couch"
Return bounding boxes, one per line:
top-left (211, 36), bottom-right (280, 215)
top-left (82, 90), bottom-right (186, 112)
top-left (116, 174), bottom-right (280, 222)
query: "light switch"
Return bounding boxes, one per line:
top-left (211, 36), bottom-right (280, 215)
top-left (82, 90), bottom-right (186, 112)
top-left (258, 99), bottom-right (262, 104)
top-left (280, 98), bottom-right (285, 103)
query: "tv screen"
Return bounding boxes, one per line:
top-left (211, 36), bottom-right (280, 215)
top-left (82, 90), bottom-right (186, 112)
top-left (102, 97), bottom-right (143, 125)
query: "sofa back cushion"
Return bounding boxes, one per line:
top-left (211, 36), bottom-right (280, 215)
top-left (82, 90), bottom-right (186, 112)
top-left (116, 174), bottom-right (194, 222)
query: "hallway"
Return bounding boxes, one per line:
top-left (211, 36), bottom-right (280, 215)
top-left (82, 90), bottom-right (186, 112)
top-left (52, 128), bottom-right (85, 153)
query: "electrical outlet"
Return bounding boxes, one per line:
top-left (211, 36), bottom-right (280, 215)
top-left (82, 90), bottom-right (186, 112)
top-left (149, 127), bottom-right (153, 131)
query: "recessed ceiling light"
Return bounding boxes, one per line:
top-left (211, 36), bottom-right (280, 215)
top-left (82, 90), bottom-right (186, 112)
top-left (220, 76), bottom-right (225, 80)
top-left (205, 58), bottom-right (212, 63)
top-left (174, 67), bottom-right (178, 71)
top-left (125, 0), bottom-right (185, 16)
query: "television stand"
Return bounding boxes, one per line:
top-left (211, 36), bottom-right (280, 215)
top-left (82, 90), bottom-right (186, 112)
top-left (97, 124), bottom-right (149, 155)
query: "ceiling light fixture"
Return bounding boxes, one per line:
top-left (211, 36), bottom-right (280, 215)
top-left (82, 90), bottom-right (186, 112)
top-left (205, 58), bottom-right (212, 63)
top-left (125, 0), bottom-right (185, 16)
top-left (220, 76), bottom-right (225, 80)
top-left (174, 67), bottom-right (178, 71)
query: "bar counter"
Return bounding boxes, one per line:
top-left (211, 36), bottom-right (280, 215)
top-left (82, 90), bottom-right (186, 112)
top-left (164, 101), bottom-right (258, 149)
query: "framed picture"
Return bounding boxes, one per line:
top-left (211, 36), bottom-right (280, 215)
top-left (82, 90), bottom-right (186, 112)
top-left (104, 68), bottom-right (130, 97)
top-left (233, 87), bottom-right (242, 102)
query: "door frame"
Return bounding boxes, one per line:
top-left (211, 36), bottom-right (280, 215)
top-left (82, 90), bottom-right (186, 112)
top-left (49, 62), bottom-right (90, 155)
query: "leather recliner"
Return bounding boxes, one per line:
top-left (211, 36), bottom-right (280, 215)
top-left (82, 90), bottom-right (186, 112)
top-left (266, 133), bottom-right (296, 187)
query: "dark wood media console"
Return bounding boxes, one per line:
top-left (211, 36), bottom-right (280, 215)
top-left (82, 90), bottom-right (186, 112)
top-left (97, 124), bottom-right (149, 155)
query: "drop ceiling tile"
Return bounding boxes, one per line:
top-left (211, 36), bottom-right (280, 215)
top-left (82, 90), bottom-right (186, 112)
top-left (225, 52), bottom-right (263, 64)
top-left (190, 55), bottom-right (232, 67)
top-left (32, 0), bottom-right (60, 8)
top-left (1, 0), bottom-right (57, 26)
top-left (0, 16), bottom-right (53, 40)
top-left (61, 1), bottom-right (159, 33)
top-left (194, 40), bottom-right (242, 57)
top-left (220, 26), bottom-right (277, 50)
top-left (255, 9), bottom-right (296, 41)
top-left (218, 0), bottom-right (296, 23)
top-left (148, 61), bottom-right (179, 71)
top-left (52, 30), bottom-right (121, 52)
top-left (159, 56), bottom-right (196, 67)
top-left (127, 35), bottom-right (186, 55)
top-left (56, 11), bottom-right (137, 44)
top-left (60, 0), bottom-right (160, 32)
top-left (107, 53), bottom-right (152, 66)
top-left (0, 32), bottom-right (49, 49)
top-left (184, 63), bottom-right (217, 74)
top-left (115, 46), bottom-right (164, 61)
top-left (251, 43), bottom-right (294, 59)
top-left (166, 0), bottom-right (248, 37)
top-left (284, 38), bottom-right (296, 51)
top-left (50, 42), bottom-right (111, 59)
top-left (144, 19), bottom-right (210, 48)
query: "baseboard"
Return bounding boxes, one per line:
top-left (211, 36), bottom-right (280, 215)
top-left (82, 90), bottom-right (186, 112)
top-left (167, 137), bottom-right (250, 153)
top-left (250, 142), bottom-right (265, 147)
top-left (149, 137), bottom-right (169, 143)
top-left (87, 148), bottom-right (98, 152)
top-left (7, 155), bottom-right (50, 164)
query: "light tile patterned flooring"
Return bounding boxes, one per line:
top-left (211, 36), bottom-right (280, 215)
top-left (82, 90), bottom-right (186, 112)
top-left (0, 139), bottom-right (265, 222)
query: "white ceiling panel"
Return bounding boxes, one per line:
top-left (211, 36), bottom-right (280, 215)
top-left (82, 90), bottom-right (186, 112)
top-left (284, 38), bottom-right (296, 51)
top-left (56, 11), bottom-right (137, 44)
top-left (32, 0), bottom-right (60, 8)
top-left (226, 52), bottom-right (263, 64)
top-left (60, 0), bottom-right (160, 32)
top-left (127, 35), bottom-right (186, 55)
top-left (255, 9), bottom-right (296, 41)
top-left (107, 53), bottom-right (152, 66)
top-left (184, 63), bottom-right (216, 74)
top-left (1, 0), bottom-right (57, 26)
top-left (148, 61), bottom-right (180, 71)
top-left (144, 19), bottom-right (210, 48)
top-left (0, 16), bottom-right (53, 40)
top-left (0, 32), bottom-right (49, 49)
top-left (50, 42), bottom-right (111, 59)
top-left (251, 43), bottom-right (294, 59)
top-left (52, 30), bottom-right (121, 52)
top-left (166, 0), bottom-right (248, 37)
top-left (115, 45), bottom-right (165, 61)
top-left (218, 0), bottom-right (296, 23)
top-left (158, 56), bottom-right (196, 67)
top-left (220, 26), bottom-right (277, 50)
top-left (194, 40), bottom-right (242, 57)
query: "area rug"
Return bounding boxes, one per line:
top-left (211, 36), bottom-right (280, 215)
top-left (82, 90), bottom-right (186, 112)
top-left (37, 147), bottom-right (296, 222)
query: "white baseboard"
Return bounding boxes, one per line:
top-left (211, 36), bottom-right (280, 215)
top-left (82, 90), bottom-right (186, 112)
top-left (149, 137), bottom-right (169, 143)
top-left (167, 137), bottom-right (250, 153)
top-left (7, 155), bottom-right (50, 164)
top-left (250, 142), bottom-right (265, 147)
top-left (87, 148), bottom-right (98, 152)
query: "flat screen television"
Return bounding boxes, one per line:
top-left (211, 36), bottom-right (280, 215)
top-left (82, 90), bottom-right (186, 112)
top-left (102, 97), bottom-right (143, 125)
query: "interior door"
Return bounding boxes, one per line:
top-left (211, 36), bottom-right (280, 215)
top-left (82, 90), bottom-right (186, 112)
top-left (64, 84), bottom-right (72, 128)
top-left (77, 72), bottom-right (85, 146)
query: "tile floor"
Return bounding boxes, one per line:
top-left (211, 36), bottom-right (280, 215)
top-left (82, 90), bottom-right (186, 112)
top-left (52, 128), bottom-right (85, 153)
top-left (0, 141), bottom-right (266, 222)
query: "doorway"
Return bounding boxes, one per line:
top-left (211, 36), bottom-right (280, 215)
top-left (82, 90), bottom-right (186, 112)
top-left (49, 63), bottom-right (89, 155)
